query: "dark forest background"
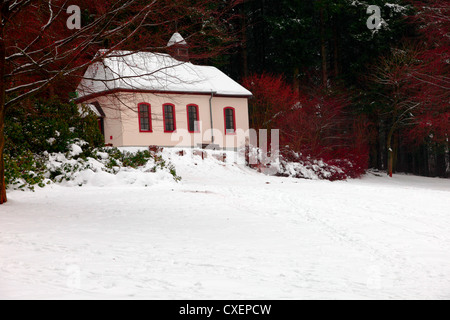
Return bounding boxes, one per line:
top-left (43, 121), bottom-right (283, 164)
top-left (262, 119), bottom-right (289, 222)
top-left (207, 0), bottom-right (449, 178)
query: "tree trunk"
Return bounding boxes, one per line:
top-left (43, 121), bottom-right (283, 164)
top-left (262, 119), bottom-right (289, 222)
top-left (378, 119), bottom-right (385, 170)
top-left (387, 148), bottom-right (394, 177)
top-left (320, 7), bottom-right (328, 88)
top-left (387, 125), bottom-right (395, 177)
top-left (260, 0), bottom-right (266, 72)
top-left (333, 15), bottom-right (339, 79)
top-left (0, 107), bottom-right (5, 204)
top-left (240, 1), bottom-right (249, 80)
top-left (0, 24), bottom-right (7, 204)
top-left (393, 132), bottom-right (399, 173)
top-left (293, 66), bottom-right (300, 93)
top-left (445, 136), bottom-right (450, 178)
top-left (427, 142), bottom-right (436, 177)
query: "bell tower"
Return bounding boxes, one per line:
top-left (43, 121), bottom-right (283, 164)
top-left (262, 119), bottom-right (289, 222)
top-left (167, 32), bottom-right (189, 62)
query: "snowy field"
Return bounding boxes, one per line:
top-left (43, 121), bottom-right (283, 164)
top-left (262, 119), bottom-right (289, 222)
top-left (1, 149), bottom-right (449, 300)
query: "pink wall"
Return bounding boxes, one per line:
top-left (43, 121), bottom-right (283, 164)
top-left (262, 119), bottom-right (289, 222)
top-left (83, 92), bottom-right (250, 149)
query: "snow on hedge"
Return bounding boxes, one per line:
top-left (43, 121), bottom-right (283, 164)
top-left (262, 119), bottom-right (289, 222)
top-left (8, 141), bottom-right (369, 193)
top-left (7, 141), bottom-right (180, 191)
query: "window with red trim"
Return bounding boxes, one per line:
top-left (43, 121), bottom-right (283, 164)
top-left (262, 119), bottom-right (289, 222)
top-left (187, 104), bottom-right (199, 133)
top-left (163, 104), bottom-right (176, 132)
top-left (224, 107), bottom-right (236, 135)
top-left (138, 103), bottom-right (152, 132)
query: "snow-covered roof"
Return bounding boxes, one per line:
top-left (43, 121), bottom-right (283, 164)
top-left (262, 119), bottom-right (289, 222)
top-left (167, 32), bottom-right (187, 47)
top-left (76, 50), bottom-right (252, 99)
top-left (79, 102), bottom-right (105, 118)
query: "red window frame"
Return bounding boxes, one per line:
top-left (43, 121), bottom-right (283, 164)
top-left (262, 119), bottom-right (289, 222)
top-left (163, 103), bottom-right (177, 133)
top-left (186, 104), bottom-right (200, 133)
top-left (138, 103), bottom-right (152, 132)
top-left (224, 107), bottom-right (236, 135)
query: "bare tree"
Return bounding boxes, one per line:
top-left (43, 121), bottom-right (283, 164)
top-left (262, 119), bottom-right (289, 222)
top-left (371, 39), bottom-right (449, 178)
top-left (371, 45), bottom-right (423, 177)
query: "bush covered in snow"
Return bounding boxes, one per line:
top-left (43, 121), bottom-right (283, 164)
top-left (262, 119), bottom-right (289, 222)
top-left (244, 145), bottom-right (365, 181)
top-left (277, 148), bottom-right (364, 181)
top-left (4, 151), bottom-right (48, 190)
top-left (4, 98), bottom-right (180, 190)
top-left (6, 141), bottom-right (181, 191)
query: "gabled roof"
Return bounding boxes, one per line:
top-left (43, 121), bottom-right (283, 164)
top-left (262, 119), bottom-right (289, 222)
top-left (76, 50), bottom-right (252, 100)
top-left (86, 102), bottom-right (105, 117)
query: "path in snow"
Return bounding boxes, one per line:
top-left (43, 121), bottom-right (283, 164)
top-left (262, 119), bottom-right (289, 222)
top-left (0, 154), bottom-right (449, 299)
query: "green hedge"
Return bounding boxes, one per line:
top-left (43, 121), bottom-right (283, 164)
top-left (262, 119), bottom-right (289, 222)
top-left (5, 97), bottom-right (103, 157)
top-left (4, 98), bottom-right (103, 189)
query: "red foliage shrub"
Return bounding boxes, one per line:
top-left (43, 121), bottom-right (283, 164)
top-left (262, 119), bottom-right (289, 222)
top-left (243, 73), bottom-right (370, 179)
top-left (242, 73), bottom-right (299, 131)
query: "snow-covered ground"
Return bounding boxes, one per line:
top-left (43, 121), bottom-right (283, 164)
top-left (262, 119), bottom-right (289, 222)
top-left (1, 149), bottom-right (449, 299)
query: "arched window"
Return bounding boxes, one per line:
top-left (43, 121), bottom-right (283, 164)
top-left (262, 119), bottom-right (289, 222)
top-left (224, 107), bottom-right (236, 135)
top-left (163, 104), bottom-right (176, 132)
top-left (187, 104), bottom-right (200, 133)
top-left (138, 103), bottom-right (152, 132)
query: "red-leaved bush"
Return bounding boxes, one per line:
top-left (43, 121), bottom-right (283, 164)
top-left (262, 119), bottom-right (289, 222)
top-left (243, 73), bottom-right (370, 180)
top-left (242, 73), bottom-right (298, 131)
